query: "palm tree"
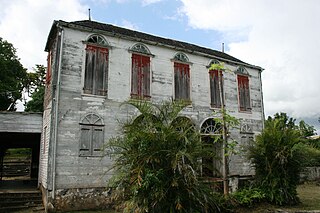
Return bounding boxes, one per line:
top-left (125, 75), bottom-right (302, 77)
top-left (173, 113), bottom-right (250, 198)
top-left (107, 100), bottom-right (225, 213)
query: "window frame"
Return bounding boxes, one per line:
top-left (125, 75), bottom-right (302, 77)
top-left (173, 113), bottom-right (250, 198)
top-left (131, 53), bottom-right (151, 99)
top-left (79, 113), bottom-right (105, 157)
top-left (200, 118), bottom-right (223, 178)
top-left (237, 74), bottom-right (251, 112)
top-left (209, 69), bottom-right (224, 108)
top-left (83, 35), bottom-right (109, 97)
top-left (172, 53), bottom-right (191, 102)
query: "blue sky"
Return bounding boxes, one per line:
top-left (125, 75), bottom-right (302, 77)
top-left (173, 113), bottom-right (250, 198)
top-left (0, 0), bottom-right (319, 132)
top-left (88, 0), bottom-right (226, 52)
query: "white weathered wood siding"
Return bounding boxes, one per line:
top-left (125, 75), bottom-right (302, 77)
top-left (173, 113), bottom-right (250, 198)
top-left (48, 25), bottom-right (264, 190)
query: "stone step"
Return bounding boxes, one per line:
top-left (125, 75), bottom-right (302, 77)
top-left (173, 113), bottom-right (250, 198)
top-left (0, 191), bottom-right (43, 212)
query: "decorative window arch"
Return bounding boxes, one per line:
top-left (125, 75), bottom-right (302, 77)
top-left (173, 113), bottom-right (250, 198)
top-left (87, 34), bottom-right (109, 46)
top-left (131, 43), bottom-right (151, 55)
top-left (200, 118), bottom-right (222, 135)
top-left (79, 113), bottom-right (104, 157)
top-left (130, 43), bottom-right (151, 99)
top-left (240, 123), bottom-right (253, 134)
top-left (208, 59), bottom-right (220, 67)
top-left (171, 116), bottom-right (195, 132)
top-left (84, 34), bottom-right (109, 96)
top-left (236, 66), bottom-right (249, 76)
top-left (173, 52), bottom-right (190, 101)
top-left (174, 52), bottom-right (189, 63)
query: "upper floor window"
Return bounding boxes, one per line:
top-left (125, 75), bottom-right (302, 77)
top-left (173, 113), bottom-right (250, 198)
top-left (173, 53), bottom-right (190, 101)
top-left (79, 113), bottom-right (104, 157)
top-left (130, 44), bottom-right (151, 99)
top-left (84, 35), bottom-right (109, 96)
top-left (236, 66), bottom-right (251, 112)
top-left (208, 60), bottom-right (224, 108)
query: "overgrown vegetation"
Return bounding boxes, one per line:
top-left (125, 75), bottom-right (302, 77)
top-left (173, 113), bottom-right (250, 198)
top-left (248, 113), bottom-right (302, 205)
top-left (107, 100), bottom-right (229, 213)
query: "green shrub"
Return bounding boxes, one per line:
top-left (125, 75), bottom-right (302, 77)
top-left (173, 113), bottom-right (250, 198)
top-left (296, 143), bottom-right (320, 167)
top-left (248, 113), bottom-right (302, 205)
top-left (107, 101), bottom-right (228, 213)
top-left (232, 187), bottom-right (265, 207)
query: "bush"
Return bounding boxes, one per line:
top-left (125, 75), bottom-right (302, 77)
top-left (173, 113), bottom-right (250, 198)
top-left (231, 187), bottom-right (265, 207)
top-left (107, 101), bottom-right (228, 213)
top-left (296, 143), bottom-right (320, 167)
top-left (248, 113), bottom-right (302, 205)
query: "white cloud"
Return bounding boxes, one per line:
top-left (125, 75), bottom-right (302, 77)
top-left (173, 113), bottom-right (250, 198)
top-left (0, 0), bottom-right (87, 70)
top-left (180, 0), bottom-right (320, 121)
top-left (121, 19), bottom-right (140, 30)
top-left (141, 0), bottom-right (162, 6)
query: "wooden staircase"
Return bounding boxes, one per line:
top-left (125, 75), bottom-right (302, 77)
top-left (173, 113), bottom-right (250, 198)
top-left (0, 190), bottom-right (43, 212)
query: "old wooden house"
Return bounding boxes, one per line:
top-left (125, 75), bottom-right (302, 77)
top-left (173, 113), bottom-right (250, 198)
top-left (40, 19), bottom-right (264, 211)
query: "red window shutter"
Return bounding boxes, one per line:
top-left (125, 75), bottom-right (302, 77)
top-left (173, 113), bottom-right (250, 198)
top-left (131, 54), bottom-right (150, 98)
top-left (46, 51), bottom-right (52, 84)
top-left (84, 45), bottom-right (108, 96)
top-left (237, 75), bottom-right (250, 111)
top-left (209, 70), bottom-right (223, 108)
top-left (174, 62), bottom-right (190, 100)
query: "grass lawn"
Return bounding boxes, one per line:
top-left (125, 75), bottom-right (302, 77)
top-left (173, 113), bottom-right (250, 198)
top-left (236, 182), bottom-right (320, 212)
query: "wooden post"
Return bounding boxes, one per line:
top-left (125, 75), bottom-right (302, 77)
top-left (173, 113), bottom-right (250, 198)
top-left (218, 69), bottom-right (229, 195)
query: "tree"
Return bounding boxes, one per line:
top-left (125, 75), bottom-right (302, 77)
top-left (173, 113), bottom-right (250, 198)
top-left (107, 100), bottom-right (227, 213)
top-left (0, 37), bottom-right (27, 111)
top-left (24, 65), bottom-right (46, 112)
top-left (249, 113), bottom-right (302, 205)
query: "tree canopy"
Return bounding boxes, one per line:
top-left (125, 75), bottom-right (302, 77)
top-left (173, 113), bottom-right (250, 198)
top-left (25, 65), bottom-right (46, 112)
top-left (0, 37), bottom-right (27, 111)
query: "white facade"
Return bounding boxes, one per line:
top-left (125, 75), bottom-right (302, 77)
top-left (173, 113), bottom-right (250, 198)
top-left (39, 20), bottom-right (264, 211)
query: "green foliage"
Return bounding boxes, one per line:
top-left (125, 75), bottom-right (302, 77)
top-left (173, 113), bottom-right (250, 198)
top-left (296, 143), bottom-right (320, 167)
top-left (249, 113), bottom-right (302, 205)
top-left (25, 86), bottom-right (44, 112)
top-left (107, 100), bottom-right (227, 213)
top-left (24, 65), bottom-right (46, 112)
top-left (0, 37), bottom-right (27, 110)
top-left (231, 187), bottom-right (265, 207)
top-left (298, 120), bottom-right (316, 138)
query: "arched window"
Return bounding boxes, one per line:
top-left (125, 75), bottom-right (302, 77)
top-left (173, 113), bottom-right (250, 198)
top-left (173, 53), bottom-right (190, 101)
top-left (131, 43), bottom-right (151, 55)
top-left (84, 35), bottom-right (109, 96)
top-left (200, 118), bottom-right (222, 135)
top-left (200, 118), bottom-right (223, 178)
top-left (174, 53), bottom-right (189, 62)
top-left (208, 60), bottom-right (224, 108)
top-left (130, 44), bottom-right (151, 98)
top-left (79, 113), bottom-right (104, 156)
top-left (87, 35), bottom-right (109, 46)
top-left (171, 116), bottom-right (195, 133)
top-left (236, 66), bottom-right (251, 112)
